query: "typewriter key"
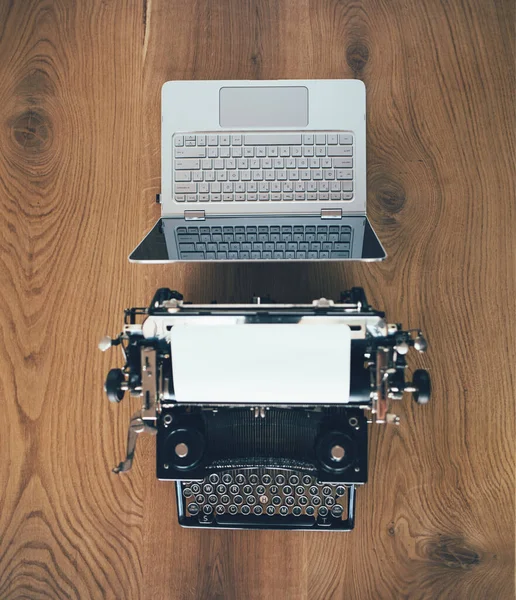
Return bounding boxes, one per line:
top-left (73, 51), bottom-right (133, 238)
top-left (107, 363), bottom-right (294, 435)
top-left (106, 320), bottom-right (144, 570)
top-left (203, 504), bottom-right (213, 515)
top-left (203, 484), bottom-right (214, 494)
top-left (289, 475), bottom-right (300, 485)
top-left (229, 484), bottom-right (239, 495)
top-left (241, 505), bottom-right (251, 515)
top-left (253, 505), bottom-right (263, 515)
top-left (292, 506), bottom-right (302, 517)
top-left (324, 496), bottom-right (335, 507)
top-left (282, 485), bottom-right (292, 495)
top-left (318, 506), bottom-right (329, 517)
top-left (279, 506), bottom-right (289, 516)
top-left (322, 486), bottom-right (332, 496)
top-left (296, 486), bottom-right (305, 496)
top-left (256, 485), bottom-right (266, 495)
top-left (298, 495), bottom-right (308, 506)
top-left (259, 495), bottom-right (268, 504)
top-left (306, 506), bottom-right (315, 516)
top-left (221, 495), bottom-right (230, 505)
top-left (234, 495), bottom-right (243, 505)
top-left (187, 503), bottom-right (200, 515)
top-left (331, 505), bottom-right (344, 518)
top-left (269, 485), bottom-right (279, 494)
top-left (309, 486), bottom-right (319, 496)
top-left (261, 474), bottom-right (272, 485)
top-left (208, 474), bottom-right (220, 484)
top-left (191, 483), bottom-right (201, 494)
top-left (183, 488), bottom-right (193, 498)
top-left (312, 496), bottom-right (321, 506)
top-left (222, 474), bottom-right (233, 485)
top-left (272, 495), bottom-right (281, 506)
top-left (247, 496), bottom-right (256, 505)
top-left (195, 494), bottom-right (205, 504)
top-left (228, 505), bottom-right (238, 515)
top-left (336, 485), bottom-right (346, 496)
top-left (302, 475), bottom-right (313, 485)
top-left (275, 474), bottom-right (286, 485)
top-left (208, 494), bottom-right (218, 505)
top-left (266, 505), bottom-right (275, 516)
top-left (216, 484), bottom-right (227, 495)
top-left (243, 485), bottom-right (253, 495)
top-left (235, 474), bottom-right (246, 485)
top-left (216, 505), bottom-right (225, 515)
top-left (249, 474), bottom-right (259, 484)
top-left (285, 496), bottom-right (295, 506)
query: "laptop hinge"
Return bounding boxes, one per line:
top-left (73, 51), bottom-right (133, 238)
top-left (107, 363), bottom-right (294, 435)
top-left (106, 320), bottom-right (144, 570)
top-left (184, 210), bottom-right (205, 221)
top-left (321, 208), bottom-right (342, 219)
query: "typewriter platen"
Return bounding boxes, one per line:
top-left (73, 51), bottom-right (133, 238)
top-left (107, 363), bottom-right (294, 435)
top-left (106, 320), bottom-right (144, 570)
top-left (100, 288), bottom-right (430, 531)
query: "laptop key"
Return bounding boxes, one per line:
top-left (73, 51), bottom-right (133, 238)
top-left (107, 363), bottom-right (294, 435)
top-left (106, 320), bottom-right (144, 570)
top-left (308, 252), bottom-right (318, 258)
top-left (228, 252), bottom-right (238, 259)
top-left (206, 252), bottom-right (216, 259)
top-left (320, 251), bottom-right (329, 258)
top-left (251, 252), bottom-right (261, 259)
top-left (240, 251), bottom-right (250, 259)
top-left (297, 251), bottom-right (306, 259)
top-left (273, 252), bottom-right (285, 259)
top-left (286, 251), bottom-right (295, 259)
top-left (179, 243), bottom-right (196, 252)
top-left (216, 252), bottom-right (227, 259)
top-left (262, 251), bottom-right (272, 259)
top-left (177, 234), bottom-right (200, 243)
top-left (330, 251), bottom-right (350, 258)
top-left (334, 243), bottom-right (350, 251)
top-left (181, 252), bottom-right (205, 259)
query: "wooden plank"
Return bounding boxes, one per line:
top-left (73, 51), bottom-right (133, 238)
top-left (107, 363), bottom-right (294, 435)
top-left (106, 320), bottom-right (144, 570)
top-left (0, 0), bottom-right (513, 598)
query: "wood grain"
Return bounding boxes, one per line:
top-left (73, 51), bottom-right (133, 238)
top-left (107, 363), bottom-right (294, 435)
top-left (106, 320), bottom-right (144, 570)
top-left (0, 0), bottom-right (514, 598)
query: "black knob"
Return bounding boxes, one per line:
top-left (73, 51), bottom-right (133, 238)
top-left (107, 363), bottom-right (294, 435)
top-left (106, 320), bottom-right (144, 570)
top-left (105, 368), bottom-right (125, 403)
top-left (412, 369), bottom-right (431, 404)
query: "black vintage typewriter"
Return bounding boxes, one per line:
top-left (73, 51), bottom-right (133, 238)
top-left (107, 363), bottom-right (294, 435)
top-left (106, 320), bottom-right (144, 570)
top-left (100, 288), bottom-right (430, 531)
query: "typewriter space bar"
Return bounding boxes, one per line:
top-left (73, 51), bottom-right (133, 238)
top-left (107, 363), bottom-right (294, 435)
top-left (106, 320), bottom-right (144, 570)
top-left (216, 514), bottom-right (315, 528)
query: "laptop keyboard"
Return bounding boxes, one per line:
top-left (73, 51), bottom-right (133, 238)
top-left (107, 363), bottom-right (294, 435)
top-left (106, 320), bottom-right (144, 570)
top-left (173, 131), bottom-right (354, 203)
top-left (176, 224), bottom-right (352, 260)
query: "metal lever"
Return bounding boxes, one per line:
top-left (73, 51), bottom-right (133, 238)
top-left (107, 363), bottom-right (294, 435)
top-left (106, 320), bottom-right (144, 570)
top-left (112, 411), bottom-right (157, 474)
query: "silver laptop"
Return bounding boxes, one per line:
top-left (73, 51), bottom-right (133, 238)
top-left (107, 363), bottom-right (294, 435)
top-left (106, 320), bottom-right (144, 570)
top-left (130, 80), bottom-right (385, 262)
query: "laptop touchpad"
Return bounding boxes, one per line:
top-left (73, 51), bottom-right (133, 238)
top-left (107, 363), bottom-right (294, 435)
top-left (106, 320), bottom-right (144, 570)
top-left (219, 86), bottom-right (308, 128)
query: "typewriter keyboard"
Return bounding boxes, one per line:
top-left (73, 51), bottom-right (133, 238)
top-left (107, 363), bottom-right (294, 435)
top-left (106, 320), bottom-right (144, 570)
top-left (176, 225), bottom-right (352, 260)
top-left (173, 132), bottom-right (354, 203)
top-left (178, 468), bottom-right (350, 528)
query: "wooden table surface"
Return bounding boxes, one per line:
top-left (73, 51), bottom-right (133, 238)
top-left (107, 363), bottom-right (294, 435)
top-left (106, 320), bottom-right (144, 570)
top-left (0, 0), bottom-right (514, 598)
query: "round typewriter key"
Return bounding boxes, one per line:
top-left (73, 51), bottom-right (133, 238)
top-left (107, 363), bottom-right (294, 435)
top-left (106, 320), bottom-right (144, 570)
top-left (235, 474), bottom-right (246, 485)
top-left (259, 495), bottom-right (268, 504)
top-left (216, 505), bottom-right (225, 515)
top-left (302, 475), bottom-right (312, 485)
top-left (306, 506), bottom-right (315, 516)
top-left (282, 485), bottom-right (292, 496)
top-left (266, 505), bottom-right (276, 515)
top-left (269, 485), bottom-right (279, 494)
top-left (228, 505), bottom-right (238, 515)
top-left (253, 505), bottom-right (263, 515)
top-left (322, 486), bottom-right (332, 496)
top-left (221, 495), bottom-right (230, 505)
top-left (208, 494), bottom-right (218, 505)
top-left (256, 485), bottom-right (266, 495)
top-left (203, 484), bottom-right (214, 494)
top-left (318, 506), bottom-right (329, 517)
top-left (222, 474), bottom-right (233, 484)
top-left (285, 496), bottom-right (295, 506)
top-left (203, 504), bottom-right (213, 515)
top-left (261, 474), bottom-right (272, 485)
top-left (292, 506), bottom-right (302, 517)
top-left (336, 485), bottom-right (346, 497)
top-left (289, 475), bottom-right (300, 485)
top-left (183, 488), bottom-right (193, 498)
top-left (279, 506), bottom-right (289, 516)
top-left (229, 484), bottom-right (239, 495)
top-left (275, 474), bottom-right (286, 485)
top-left (312, 496), bottom-right (321, 506)
top-left (331, 505), bottom-right (344, 518)
top-left (187, 503), bottom-right (200, 515)
top-left (208, 473), bottom-right (220, 484)
top-left (246, 496), bottom-right (256, 505)
top-left (243, 485), bottom-right (253, 495)
top-left (195, 494), bottom-right (205, 504)
top-left (272, 495), bottom-right (281, 506)
top-left (298, 495), bottom-right (308, 506)
top-left (249, 474), bottom-right (259, 484)
top-left (234, 495), bottom-right (243, 505)
top-left (309, 486), bottom-right (319, 496)
top-left (324, 496), bottom-right (335, 507)
top-left (241, 505), bottom-right (251, 515)
top-left (296, 486), bottom-right (305, 496)
top-left (191, 483), bottom-right (201, 494)
top-left (216, 484), bottom-right (227, 495)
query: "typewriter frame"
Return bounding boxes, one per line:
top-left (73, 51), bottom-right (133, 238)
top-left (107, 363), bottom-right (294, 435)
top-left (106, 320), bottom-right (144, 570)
top-left (102, 287), bottom-right (430, 531)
